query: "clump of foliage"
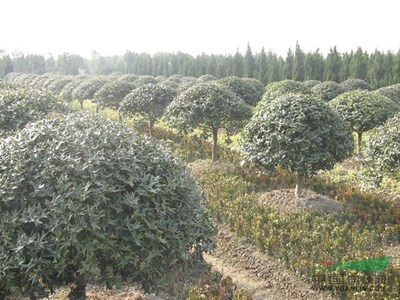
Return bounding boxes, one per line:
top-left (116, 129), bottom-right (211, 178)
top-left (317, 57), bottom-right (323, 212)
top-left (303, 79), bottom-right (321, 88)
top-left (132, 75), bottom-right (157, 88)
top-left (120, 83), bottom-right (176, 137)
top-left (118, 74), bottom-right (138, 83)
top-left (59, 79), bottom-right (84, 102)
top-left (259, 79), bottom-right (311, 107)
top-left (0, 84), bottom-right (67, 137)
top-left (72, 76), bottom-right (109, 109)
top-left (242, 93), bottom-right (354, 197)
top-left (340, 78), bottom-right (371, 92)
top-left (197, 74), bottom-right (216, 82)
top-left (242, 77), bottom-right (265, 100)
top-left (218, 76), bottom-right (262, 106)
top-left (93, 81), bottom-right (135, 118)
top-left (166, 82), bottom-right (252, 162)
top-left (375, 83), bottom-right (400, 105)
top-left (329, 90), bottom-right (399, 157)
top-left (364, 113), bottom-right (400, 186)
top-left (311, 81), bottom-right (344, 101)
top-left (0, 113), bottom-right (215, 299)
top-left (46, 76), bottom-right (75, 94)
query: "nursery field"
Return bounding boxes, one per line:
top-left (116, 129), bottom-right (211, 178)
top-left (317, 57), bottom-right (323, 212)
top-left (1, 73), bottom-right (400, 300)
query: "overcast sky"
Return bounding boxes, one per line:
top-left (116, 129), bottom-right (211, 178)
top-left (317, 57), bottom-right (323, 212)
top-left (1, 0), bottom-right (399, 58)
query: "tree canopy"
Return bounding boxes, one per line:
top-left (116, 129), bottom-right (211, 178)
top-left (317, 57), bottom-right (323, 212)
top-left (120, 83), bottom-right (176, 137)
top-left (242, 93), bottom-right (354, 197)
top-left (329, 90), bottom-right (399, 156)
top-left (166, 82), bottom-right (252, 162)
top-left (0, 113), bottom-right (214, 298)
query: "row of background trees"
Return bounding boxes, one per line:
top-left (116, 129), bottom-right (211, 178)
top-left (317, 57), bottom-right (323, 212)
top-left (1, 42), bottom-right (400, 88)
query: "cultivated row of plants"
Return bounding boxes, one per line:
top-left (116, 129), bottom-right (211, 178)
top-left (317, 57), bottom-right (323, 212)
top-left (1, 73), bottom-right (400, 298)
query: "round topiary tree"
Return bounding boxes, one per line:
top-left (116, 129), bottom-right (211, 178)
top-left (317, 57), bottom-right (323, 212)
top-left (218, 76), bottom-right (261, 106)
top-left (132, 75), bottom-right (157, 88)
top-left (329, 90), bottom-right (399, 157)
top-left (311, 81), bottom-right (344, 101)
top-left (118, 74), bottom-right (138, 83)
top-left (46, 76), bottom-right (75, 94)
top-left (242, 93), bottom-right (354, 198)
top-left (120, 83), bottom-right (177, 137)
top-left (166, 82), bottom-right (252, 163)
top-left (375, 84), bottom-right (400, 105)
top-left (0, 113), bottom-right (214, 299)
top-left (303, 80), bottom-right (322, 88)
top-left (364, 113), bottom-right (400, 187)
top-left (340, 78), bottom-right (371, 92)
top-left (0, 85), bottom-right (68, 137)
top-left (59, 79), bottom-right (84, 102)
top-left (72, 76), bottom-right (109, 110)
top-left (241, 77), bottom-right (265, 100)
top-left (258, 79), bottom-right (311, 107)
top-left (93, 81), bottom-right (135, 120)
top-left (197, 74), bottom-right (216, 82)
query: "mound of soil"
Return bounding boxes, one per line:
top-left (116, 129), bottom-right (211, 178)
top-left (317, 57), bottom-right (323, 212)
top-left (258, 189), bottom-right (343, 214)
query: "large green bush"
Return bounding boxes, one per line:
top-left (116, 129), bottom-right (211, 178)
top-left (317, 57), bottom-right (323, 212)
top-left (375, 83), bottom-right (400, 105)
top-left (329, 90), bottom-right (399, 156)
top-left (340, 78), bottom-right (371, 92)
top-left (120, 83), bottom-right (176, 137)
top-left (166, 82), bottom-right (252, 162)
top-left (364, 113), bottom-right (400, 186)
top-left (311, 81), bottom-right (344, 101)
top-left (258, 79), bottom-right (311, 108)
top-left (0, 84), bottom-right (67, 137)
top-left (218, 76), bottom-right (262, 106)
top-left (0, 113), bottom-right (214, 298)
top-left (242, 93), bottom-right (354, 197)
top-left (72, 76), bottom-right (109, 109)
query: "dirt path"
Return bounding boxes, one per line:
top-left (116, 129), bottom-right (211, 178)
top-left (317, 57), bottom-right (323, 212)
top-left (204, 228), bottom-right (336, 300)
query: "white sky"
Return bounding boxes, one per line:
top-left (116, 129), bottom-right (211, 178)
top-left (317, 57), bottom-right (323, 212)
top-left (1, 0), bottom-right (399, 58)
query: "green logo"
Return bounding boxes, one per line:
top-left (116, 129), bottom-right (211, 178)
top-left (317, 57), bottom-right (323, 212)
top-left (321, 256), bottom-right (391, 271)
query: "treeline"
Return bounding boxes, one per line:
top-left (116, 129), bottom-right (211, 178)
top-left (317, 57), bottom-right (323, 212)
top-left (1, 42), bottom-right (400, 88)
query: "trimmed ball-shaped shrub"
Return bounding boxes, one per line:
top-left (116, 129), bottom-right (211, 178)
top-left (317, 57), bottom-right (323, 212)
top-left (375, 84), bottom-right (400, 105)
top-left (242, 93), bottom-right (354, 197)
top-left (218, 76), bottom-right (261, 106)
top-left (59, 79), bottom-right (84, 102)
top-left (118, 74), bottom-right (138, 83)
top-left (72, 76), bottom-right (109, 109)
top-left (0, 85), bottom-right (67, 137)
top-left (340, 78), bottom-right (371, 92)
top-left (120, 83), bottom-right (177, 137)
top-left (329, 90), bottom-right (399, 156)
top-left (197, 74), bottom-right (216, 82)
top-left (93, 80), bottom-right (135, 110)
top-left (364, 113), bottom-right (400, 186)
top-left (46, 76), bottom-right (75, 94)
top-left (0, 113), bottom-right (214, 298)
top-left (303, 80), bottom-right (321, 88)
top-left (311, 81), bottom-right (344, 101)
top-left (259, 80), bottom-right (311, 107)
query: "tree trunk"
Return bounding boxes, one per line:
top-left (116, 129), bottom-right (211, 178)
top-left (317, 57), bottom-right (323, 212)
top-left (357, 131), bottom-right (363, 158)
top-left (149, 119), bottom-right (154, 138)
top-left (68, 273), bottom-right (86, 300)
top-left (118, 111), bottom-right (123, 123)
top-left (294, 173), bottom-right (303, 199)
top-left (95, 105), bottom-right (99, 113)
top-left (211, 127), bottom-right (219, 163)
top-left (80, 100), bottom-right (83, 111)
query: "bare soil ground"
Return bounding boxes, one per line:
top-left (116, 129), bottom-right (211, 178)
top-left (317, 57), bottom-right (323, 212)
top-left (258, 188), bottom-right (343, 214)
top-left (205, 227), bottom-right (336, 300)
